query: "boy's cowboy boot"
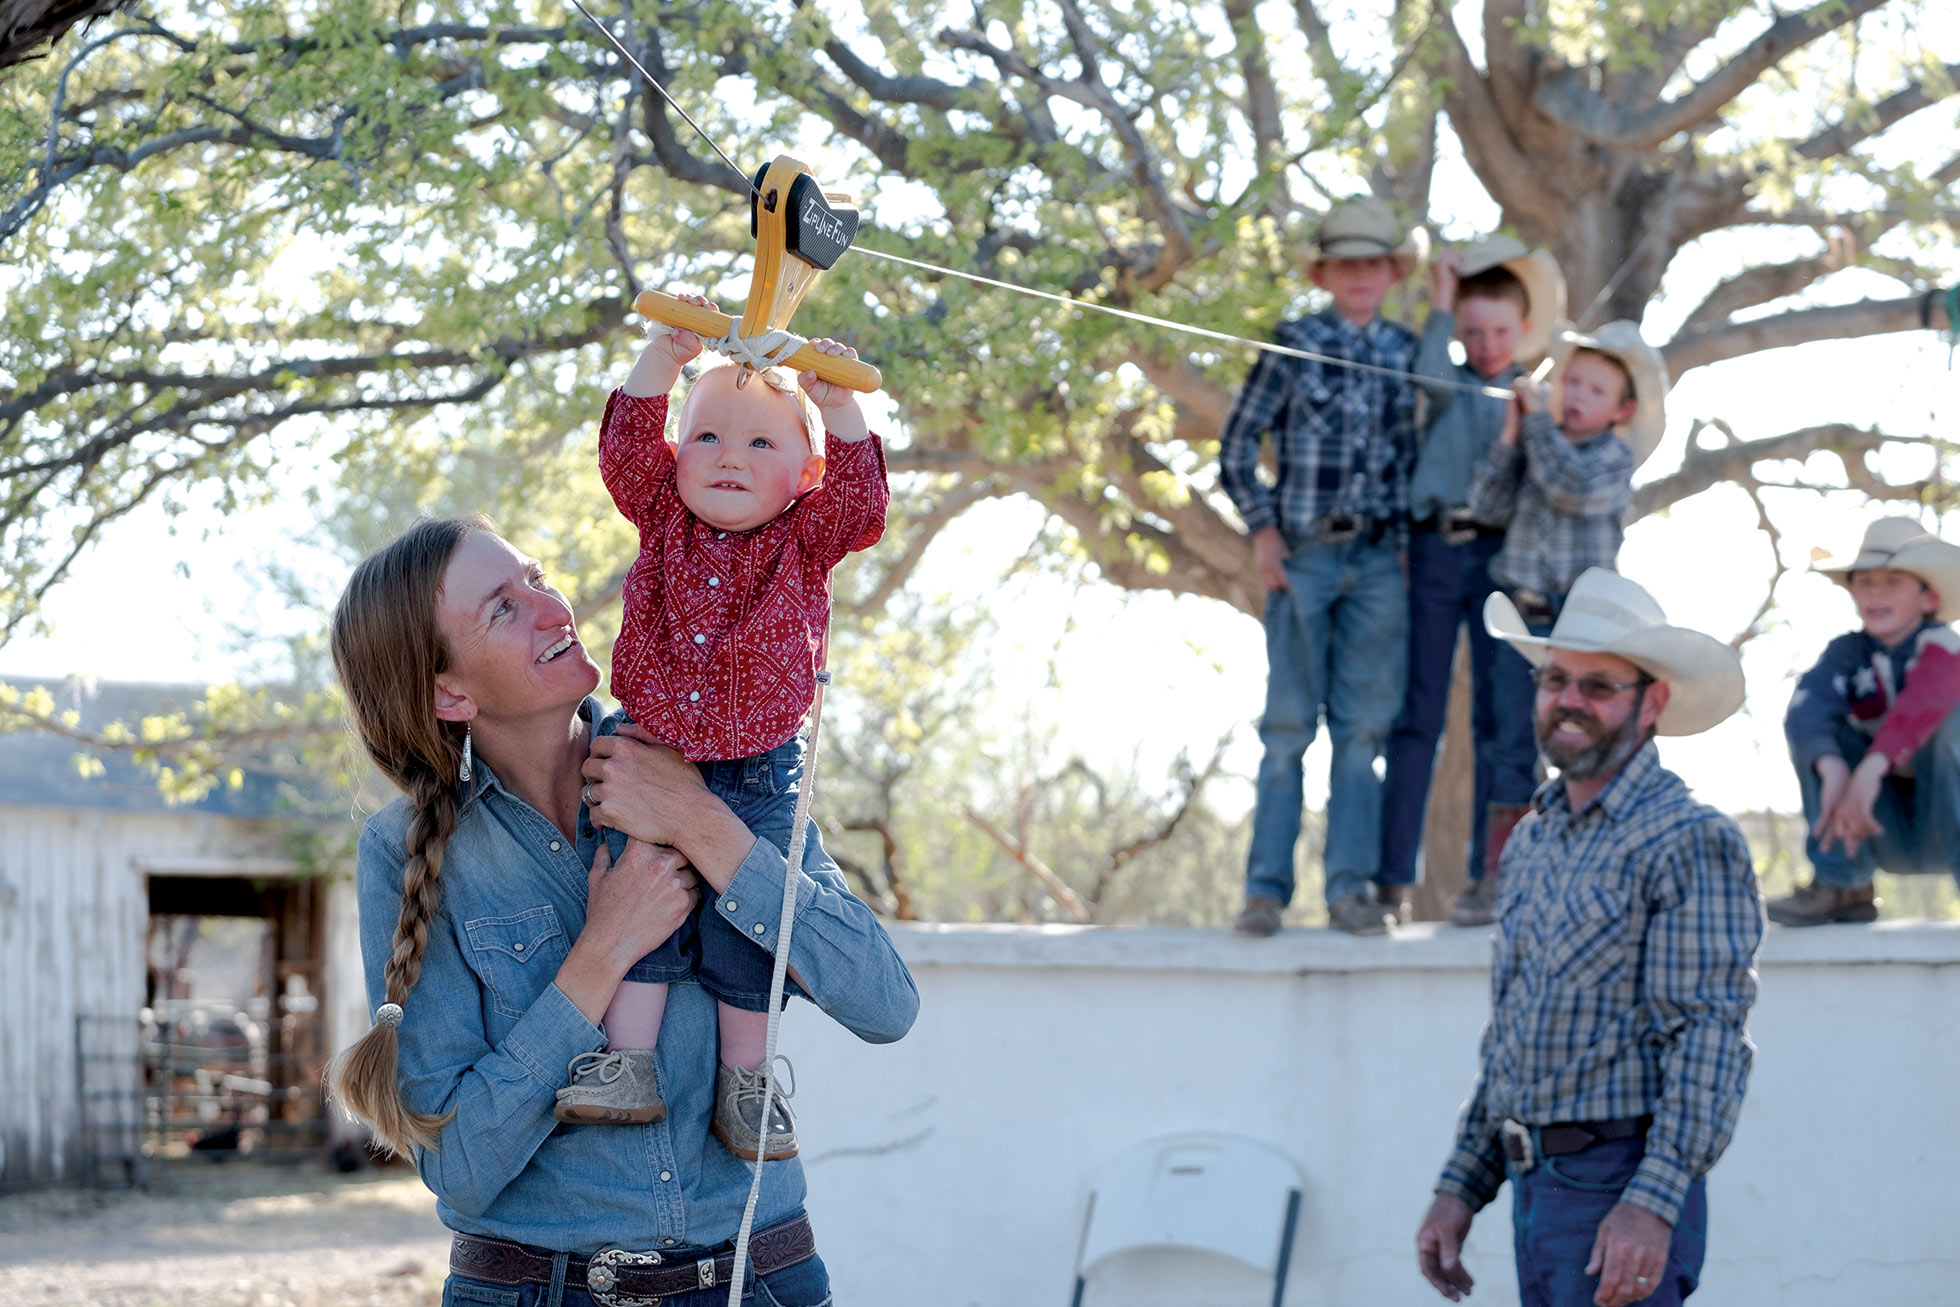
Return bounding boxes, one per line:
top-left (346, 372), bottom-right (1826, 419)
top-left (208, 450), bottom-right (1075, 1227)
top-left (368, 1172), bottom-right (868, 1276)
top-left (1451, 802), bottom-right (1530, 927)
top-left (1767, 881), bottom-right (1879, 927)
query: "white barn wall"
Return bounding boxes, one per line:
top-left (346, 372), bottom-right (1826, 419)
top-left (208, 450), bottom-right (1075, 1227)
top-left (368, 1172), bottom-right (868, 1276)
top-left (778, 923), bottom-right (1960, 1307)
top-left (0, 803), bottom-right (291, 1186)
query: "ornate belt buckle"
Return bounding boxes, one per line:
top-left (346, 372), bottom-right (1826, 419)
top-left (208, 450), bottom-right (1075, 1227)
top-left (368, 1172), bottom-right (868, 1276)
top-left (1316, 512), bottom-right (1362, 545)
top-left (1500, 1119), bottom-right (1536, 1173)
top-left (1439, 507), bottom-right (1479, 547)
top-left (587, 1247), bottom-right (664, 1307)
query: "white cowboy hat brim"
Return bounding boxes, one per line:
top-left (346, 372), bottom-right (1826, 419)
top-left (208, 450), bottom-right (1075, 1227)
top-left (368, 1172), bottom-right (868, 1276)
top-left (1546, 323), bottom-right (1669, 469)
top-left (1485, 590), bottom-right (1745, 737)
top-left (1458, 243), bottom-right (1567, 366)
top-left (1815, 536), bottom-right (1960, 623)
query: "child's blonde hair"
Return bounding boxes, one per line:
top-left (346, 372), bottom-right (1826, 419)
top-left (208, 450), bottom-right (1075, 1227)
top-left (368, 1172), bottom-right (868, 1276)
top-left (677, 357), bottom-right (823, 454)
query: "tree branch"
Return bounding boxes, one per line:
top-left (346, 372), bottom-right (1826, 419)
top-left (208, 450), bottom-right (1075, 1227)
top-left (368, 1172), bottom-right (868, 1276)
top-left (1796, 61), bottom-right (1960, 162)
top-left (1663, 292), bottom-right (1953, 377)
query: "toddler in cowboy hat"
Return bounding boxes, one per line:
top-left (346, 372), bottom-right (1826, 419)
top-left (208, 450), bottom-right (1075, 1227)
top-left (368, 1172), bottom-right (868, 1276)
top-left (1770, 517), bottom-right (1960, 926)
top-left (1220, 195), bottom-right (1422, 937)
top-left (559, 295), bottom-right (887, 1158)
top-left (1384, 235), bottom-right (1568, 928)
top-left (1465, 319), bottom-right (1669, 629)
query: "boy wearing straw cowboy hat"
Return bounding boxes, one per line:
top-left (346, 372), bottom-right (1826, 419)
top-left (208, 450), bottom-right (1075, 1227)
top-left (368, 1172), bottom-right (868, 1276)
top-left (1416, 568), bottom-right (1762, 1307)
top-left (1221, 195), bottom-right (1424, 937)
top-left (1383, 235), bottom-right (1567, 928)
top-left (1770, 517), bottom-right (1960, 925)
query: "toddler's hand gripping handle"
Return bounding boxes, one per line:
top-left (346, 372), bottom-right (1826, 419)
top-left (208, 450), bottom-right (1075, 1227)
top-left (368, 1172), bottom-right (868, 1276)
top-left (634, 290), bottom-right (883, 393)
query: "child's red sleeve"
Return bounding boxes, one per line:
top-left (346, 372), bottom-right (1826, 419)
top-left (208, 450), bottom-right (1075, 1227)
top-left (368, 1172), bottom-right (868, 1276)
top-left (794, 432), bottom-right (890, 570)
top-left (597, 390), bottom-right (675, 526)
top-left (1870, 626), bottom-right (1960, 769)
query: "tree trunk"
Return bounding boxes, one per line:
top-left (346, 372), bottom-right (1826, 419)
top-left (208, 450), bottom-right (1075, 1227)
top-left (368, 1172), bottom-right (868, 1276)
top-left (1409, 631), bottom-right (1474, 923)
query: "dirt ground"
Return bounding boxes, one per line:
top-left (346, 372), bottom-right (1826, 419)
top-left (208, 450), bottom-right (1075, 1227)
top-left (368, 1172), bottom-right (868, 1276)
top-left (0, 1163), bottom-right (453, 1306)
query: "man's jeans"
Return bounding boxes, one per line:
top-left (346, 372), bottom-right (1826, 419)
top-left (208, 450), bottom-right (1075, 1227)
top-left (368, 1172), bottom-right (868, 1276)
top-left (1245, 536), bottom-right (1407, 907)
top-left (1509, 1136), bottom-right (1706, 1307)
top-left (1380, 530), bottom-right (1538, 885)
top-left (1792, 710), bottom-right (1960, 888)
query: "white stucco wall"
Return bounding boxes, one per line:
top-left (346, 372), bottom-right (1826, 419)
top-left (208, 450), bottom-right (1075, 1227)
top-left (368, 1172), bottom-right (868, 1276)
top-left (783, 921), bottom-right (1960, 1307)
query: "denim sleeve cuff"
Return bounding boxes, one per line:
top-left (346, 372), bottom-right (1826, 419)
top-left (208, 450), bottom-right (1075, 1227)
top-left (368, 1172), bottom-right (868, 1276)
top-left (1620, 1155), bottom-right (1692, 1227)
top-left (714, 842), bottom-right (820, 952)
top-left (499, 982), bottom-right (607, 1087)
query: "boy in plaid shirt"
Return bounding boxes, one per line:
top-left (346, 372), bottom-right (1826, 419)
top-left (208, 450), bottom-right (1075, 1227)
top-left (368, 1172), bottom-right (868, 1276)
top-left (1220, 197), bottom-right (1420, 937)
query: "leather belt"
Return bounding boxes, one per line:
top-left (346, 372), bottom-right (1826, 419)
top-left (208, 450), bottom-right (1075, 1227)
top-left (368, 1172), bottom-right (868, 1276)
top-left (1413, 506), bottom-right (1500, 546)
top-left (450, 1213), bottom-right (816, 1305)
top-left (1500, 1116), bottom-right (1651, 1173)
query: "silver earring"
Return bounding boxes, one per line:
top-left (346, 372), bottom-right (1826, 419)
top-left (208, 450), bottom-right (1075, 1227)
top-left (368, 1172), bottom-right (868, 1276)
top-left (459, 721), bottom-right (473, 783)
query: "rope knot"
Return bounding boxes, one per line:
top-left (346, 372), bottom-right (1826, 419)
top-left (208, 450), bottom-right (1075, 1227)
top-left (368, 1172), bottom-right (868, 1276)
top-left (705, 327), bottom-right (805, 373)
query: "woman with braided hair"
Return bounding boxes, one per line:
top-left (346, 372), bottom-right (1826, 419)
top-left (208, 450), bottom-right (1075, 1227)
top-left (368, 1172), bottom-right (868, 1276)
top-left (327, 516), bottom-right (916, 1307)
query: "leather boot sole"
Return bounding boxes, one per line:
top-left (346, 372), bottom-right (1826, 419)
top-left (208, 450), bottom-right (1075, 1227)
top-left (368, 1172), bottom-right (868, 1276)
top-left (1767, 901), bottom-right (1879, 927)
top-left (553, 1101), bottom-right (668, 1125)
top-left (712, 1121), bottom-right (798, 1161)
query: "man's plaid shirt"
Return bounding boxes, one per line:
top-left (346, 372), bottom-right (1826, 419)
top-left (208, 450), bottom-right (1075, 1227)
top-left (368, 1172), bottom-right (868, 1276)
top-left (1436, 744), bottom-right (1764, 1226)
top-left (1466, 412), bottom-right (1634, 595)
top-left (1218, 309), bottom-right (1418, 541)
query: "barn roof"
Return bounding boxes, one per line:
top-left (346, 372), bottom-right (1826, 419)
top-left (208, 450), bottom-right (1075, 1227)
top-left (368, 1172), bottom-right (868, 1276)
top-left (0, 676), bottom-right (306, 817)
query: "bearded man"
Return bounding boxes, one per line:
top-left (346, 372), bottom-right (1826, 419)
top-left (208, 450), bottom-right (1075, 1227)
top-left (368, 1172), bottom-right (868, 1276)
top-left (1413, 568), bottom-right (1765, 1307)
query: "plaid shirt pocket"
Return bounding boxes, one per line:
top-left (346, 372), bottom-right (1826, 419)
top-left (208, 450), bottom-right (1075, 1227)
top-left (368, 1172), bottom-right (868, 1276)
top-left (1540, 881), bottom-right (1635, 990)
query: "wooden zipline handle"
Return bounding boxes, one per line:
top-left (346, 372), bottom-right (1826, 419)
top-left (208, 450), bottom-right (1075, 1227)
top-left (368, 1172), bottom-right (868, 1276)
top-left (634, 290), bottom-right (883, 393)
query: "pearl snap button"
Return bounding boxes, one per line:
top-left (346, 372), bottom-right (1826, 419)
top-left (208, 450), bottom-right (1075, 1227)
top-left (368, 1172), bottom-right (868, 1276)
top-left (548, 840), bottom-right (561, 852)
top-left (753, 923), bottom-right (766, 934)
top-left (512, 942), bottom-right (525, 952)
top-left (709, 577), bottom-right (720, 587)
top-left (660, 1170), bottom-right (672, 1182)
top-left (689, 691), bottom-right (700, 702)
top-left (693, 634), bottom-right (705, 644)
top-left (725, 900), bottom-right (738, 912)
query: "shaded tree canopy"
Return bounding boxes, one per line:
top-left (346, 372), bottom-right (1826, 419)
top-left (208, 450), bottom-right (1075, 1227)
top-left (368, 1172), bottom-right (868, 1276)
top-left (2, 0), bottom-right (1955, 643)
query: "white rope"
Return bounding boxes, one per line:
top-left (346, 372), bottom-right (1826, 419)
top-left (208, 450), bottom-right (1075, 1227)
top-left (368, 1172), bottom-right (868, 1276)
top-left (724, 663), bottom-right (829, 1305)
top-left (705, 326), bottom-right (806, 373)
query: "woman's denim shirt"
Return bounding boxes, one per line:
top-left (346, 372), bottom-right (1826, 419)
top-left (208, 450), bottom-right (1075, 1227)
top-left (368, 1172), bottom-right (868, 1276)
top-left (354, 702), bottom-right (919, 1254)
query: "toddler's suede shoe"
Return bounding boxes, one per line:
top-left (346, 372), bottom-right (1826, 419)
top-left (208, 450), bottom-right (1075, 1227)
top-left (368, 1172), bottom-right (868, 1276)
top-left (711, 1060), bottom-right (798, 1161)
top-left (553, 1049), bottom-right (666, 1125)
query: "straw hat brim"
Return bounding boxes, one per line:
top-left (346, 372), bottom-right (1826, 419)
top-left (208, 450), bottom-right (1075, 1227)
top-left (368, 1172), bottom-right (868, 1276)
top-left (1815, 536), bottom-right (1960, 623)
top-left (1484, 591), bottom-right (1746, 736)
top-left (1545, 325), bottom-right (1669, 468)
top-left (1459, 244), bottom-right (1567, 366)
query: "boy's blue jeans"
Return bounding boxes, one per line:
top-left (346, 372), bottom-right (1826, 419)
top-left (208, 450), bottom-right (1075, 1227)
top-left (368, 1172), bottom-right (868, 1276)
top-left (1508, 1136), bottom-right (1706, 1307)
top-left (602, 721), bottom-right (818, 1012)
top-left (1244, 535), bottom-right (1407, 907)
top-left (1791, 710), bottom-right (1960, 888)
top-left (1380, 530), bottom-right (1539, 885)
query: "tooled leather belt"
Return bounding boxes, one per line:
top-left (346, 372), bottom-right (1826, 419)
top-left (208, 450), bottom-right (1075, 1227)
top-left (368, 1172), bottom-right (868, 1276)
top-left (449, 1212), bottom-right (815, 1302)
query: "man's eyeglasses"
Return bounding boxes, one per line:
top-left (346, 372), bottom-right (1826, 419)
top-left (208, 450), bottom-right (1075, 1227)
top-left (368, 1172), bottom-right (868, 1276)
top-left (1530, 666), bottom-right (1652, 701)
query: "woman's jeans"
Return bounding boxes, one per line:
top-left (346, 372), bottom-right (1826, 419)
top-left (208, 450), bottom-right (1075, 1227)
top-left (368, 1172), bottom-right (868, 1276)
top-left (1508, 1137), bottom-right (1706, 1307)
top-left (445, 1249), bottom-right (831, 1307)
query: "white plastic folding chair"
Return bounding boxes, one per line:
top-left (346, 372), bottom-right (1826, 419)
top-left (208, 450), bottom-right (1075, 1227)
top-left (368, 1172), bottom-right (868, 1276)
top-left (1069, 1131), bottom-right (1304, 1307)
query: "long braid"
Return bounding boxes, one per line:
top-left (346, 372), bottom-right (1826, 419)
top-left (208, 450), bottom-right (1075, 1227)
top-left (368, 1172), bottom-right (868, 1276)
top-left (326, 515), bottom-right (486, 1155)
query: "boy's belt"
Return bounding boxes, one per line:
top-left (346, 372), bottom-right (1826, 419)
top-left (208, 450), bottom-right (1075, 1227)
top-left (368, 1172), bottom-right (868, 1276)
top-left (1414, 507), bottom-right (1500, 546)
top-left (1310, 511), bottom-right (1390, 547)
top-left (1500, 1115), bottom-right (1651, 1174)
top-left (449, 1213), bottom-right (816, 1305)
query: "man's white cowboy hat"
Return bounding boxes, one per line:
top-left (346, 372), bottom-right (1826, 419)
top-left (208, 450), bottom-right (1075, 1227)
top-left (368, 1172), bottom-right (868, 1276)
top-left (1311, 196), bottom-right (1428, 276)
top-left (1545, 321), bottom-right (1670, 469)
top-left (1456, 235), bottom-right (1567, 366)
top-left (1814, 517), bottom-right (1960, 623)
top-left (1485, 567), bottom-right (1745, 737)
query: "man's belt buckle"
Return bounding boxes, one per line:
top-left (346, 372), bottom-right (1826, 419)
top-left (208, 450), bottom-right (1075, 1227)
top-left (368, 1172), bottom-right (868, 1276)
top-left (1500, 1119), bottom-right (1536, 1173)
top-left (588, 1247), bottom-right (664, 1307)
top-left (1439, 507), bottom-right (1480, 547)
top-left (1315, 512), bottom-right (1364, 545)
